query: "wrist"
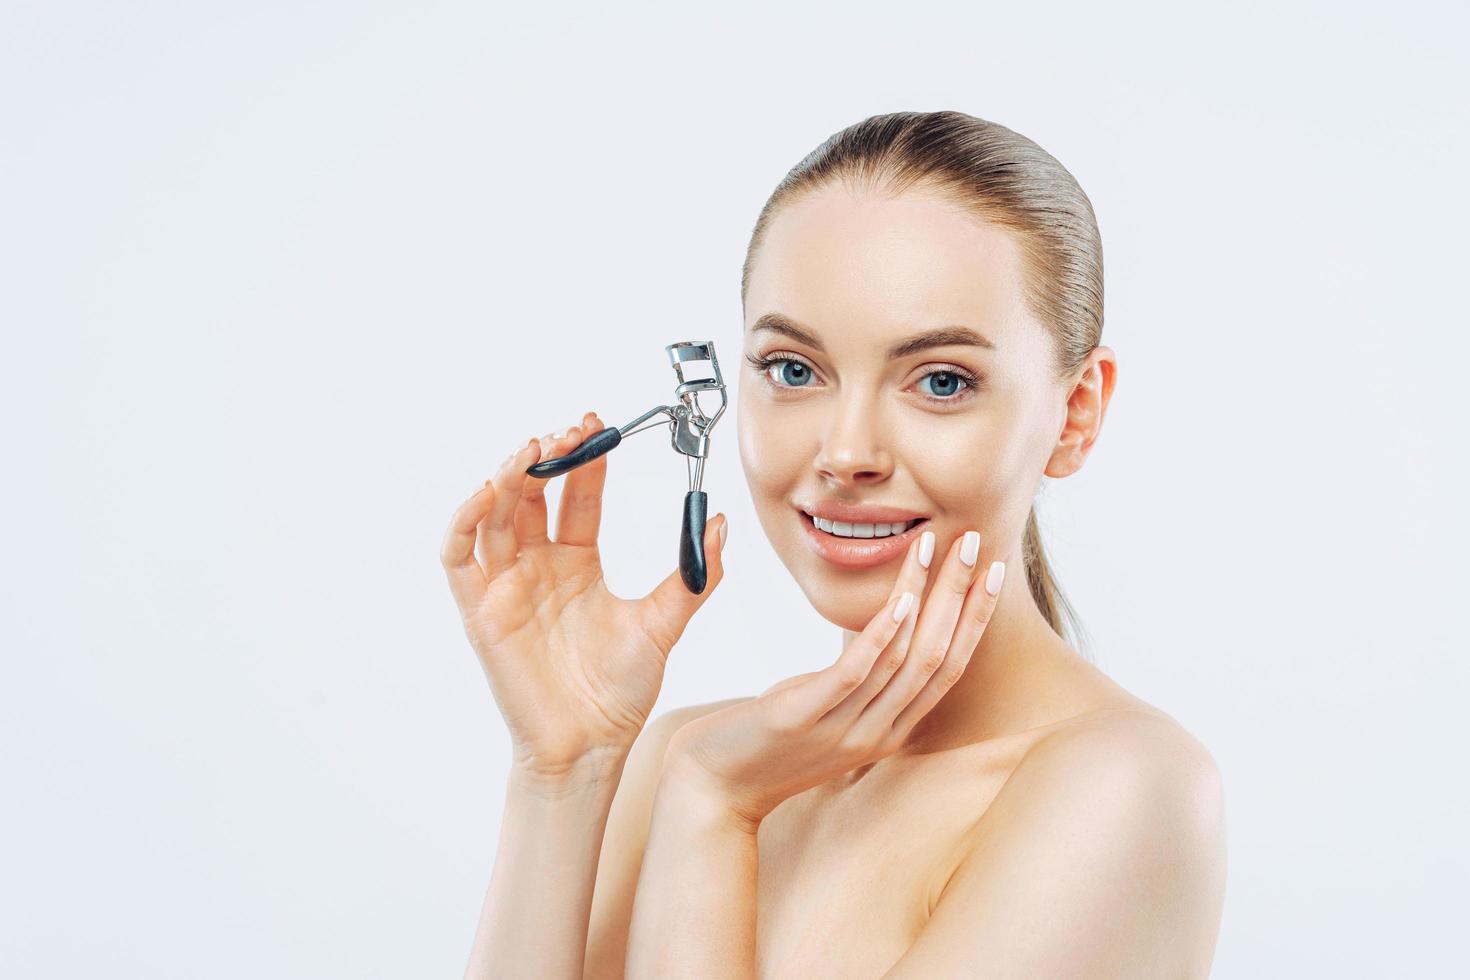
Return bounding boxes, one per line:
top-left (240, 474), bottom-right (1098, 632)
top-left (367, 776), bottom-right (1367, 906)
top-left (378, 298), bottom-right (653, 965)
top-left (655, 753), bottom-right (763, 836)
top-left (509, 744), bottom-right (629, 800)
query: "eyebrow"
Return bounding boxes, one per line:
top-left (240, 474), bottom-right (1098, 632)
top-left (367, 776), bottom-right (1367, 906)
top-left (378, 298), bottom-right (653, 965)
top-left (749, 312), bottom-right (996, 359)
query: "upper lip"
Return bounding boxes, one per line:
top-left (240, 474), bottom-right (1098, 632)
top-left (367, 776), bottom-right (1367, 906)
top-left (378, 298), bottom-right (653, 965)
top-left (797, 500), bottom-right (930, 525)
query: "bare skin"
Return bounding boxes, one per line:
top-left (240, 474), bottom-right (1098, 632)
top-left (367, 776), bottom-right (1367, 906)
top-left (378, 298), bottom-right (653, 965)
top-left (592, 183), bottom-right (1225, 976)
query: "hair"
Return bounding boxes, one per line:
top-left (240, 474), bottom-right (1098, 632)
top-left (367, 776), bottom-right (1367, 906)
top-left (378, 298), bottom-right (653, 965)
top-left (739, 110), bottom-right (1102, 656)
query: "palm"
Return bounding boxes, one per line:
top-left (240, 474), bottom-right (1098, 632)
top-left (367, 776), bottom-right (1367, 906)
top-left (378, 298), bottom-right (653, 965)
top-left (468, 543), bottom-right (668, 761)
top-left (441, 414), bottom-right (727, 777)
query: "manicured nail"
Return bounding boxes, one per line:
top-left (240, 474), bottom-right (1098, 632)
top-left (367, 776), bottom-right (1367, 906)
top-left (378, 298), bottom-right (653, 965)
top-left (918, 530), bottom-right (935, 569)
top-left (985, 560), bottom-right (1006, 596)
top-left (718, 516), bottom-right (728, 548)
top-left (960, 530), bottom-right (980, 567)
top-left (893, 591), bottom-right (916, 622)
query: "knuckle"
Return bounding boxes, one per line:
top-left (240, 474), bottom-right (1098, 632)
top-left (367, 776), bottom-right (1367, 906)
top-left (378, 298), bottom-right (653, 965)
top-left (830, 664), bottom-right (867, 694)
top-left (917, 646), bottom-right (948, 676)
top-left (838, 727), bottom-right (880, 756)
top-left (876, 726), bottom-right (908, 755)
top-left (936, 659), bottom-right (968, 688)
top-left (879, 649), bottom-right (907, 675)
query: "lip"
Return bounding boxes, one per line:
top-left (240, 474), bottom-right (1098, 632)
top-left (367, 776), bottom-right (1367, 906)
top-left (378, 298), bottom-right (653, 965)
top-left (798, 500), bottom-right (930, 524)
top-left (796, 507), bottom-right (930, 569)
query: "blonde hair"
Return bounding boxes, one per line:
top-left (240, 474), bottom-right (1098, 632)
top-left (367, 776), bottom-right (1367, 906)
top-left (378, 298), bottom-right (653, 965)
top-left (740, 110), bottom-right (1102, 654)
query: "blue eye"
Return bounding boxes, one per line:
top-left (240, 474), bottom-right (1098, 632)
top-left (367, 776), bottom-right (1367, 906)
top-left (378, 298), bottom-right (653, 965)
top-left (745, 352), bottom-right (816, 388)
top-left (917, 370), bottom-right (969, 399)
top-left (744, 352), bottom-right (981, 406)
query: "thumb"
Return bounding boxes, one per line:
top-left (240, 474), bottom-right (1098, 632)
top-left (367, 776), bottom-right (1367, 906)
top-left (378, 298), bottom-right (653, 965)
top-left (640, 511), bottom-right (729, 652)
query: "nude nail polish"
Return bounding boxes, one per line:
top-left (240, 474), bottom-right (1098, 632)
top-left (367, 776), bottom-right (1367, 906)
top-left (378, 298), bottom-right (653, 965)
top-left (918, 530), bottom-right (935, 568)
top-left (960, 530), bottom-right (980, 567)
top-left (985, 560), bottom-right (1006, 596)
top-left (893, 591), bottom-right (916, 622)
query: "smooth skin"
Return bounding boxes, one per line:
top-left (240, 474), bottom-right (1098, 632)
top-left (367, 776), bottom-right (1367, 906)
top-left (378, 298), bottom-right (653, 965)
top-left (662, 528), bottom-right (1000, 833)
top-left (629, 185), bottom-right (1217, 980)
top-left (448, 180), bottom-right (1226, 979)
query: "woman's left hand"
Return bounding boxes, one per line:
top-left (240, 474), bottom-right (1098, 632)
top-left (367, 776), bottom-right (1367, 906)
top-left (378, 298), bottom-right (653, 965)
top-left (663, 526), bottom-right (1007, 829)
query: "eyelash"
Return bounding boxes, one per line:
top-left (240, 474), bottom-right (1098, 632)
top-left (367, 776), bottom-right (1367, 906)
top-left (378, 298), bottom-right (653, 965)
top-left (743, 352), bottom-right (983, 406)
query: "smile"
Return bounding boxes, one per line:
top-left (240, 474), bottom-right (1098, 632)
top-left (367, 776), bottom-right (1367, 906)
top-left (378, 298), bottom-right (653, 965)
top-left (797, 509), bottom-right (931, 569)
top-left (808, 514), bottom-right (925, 538)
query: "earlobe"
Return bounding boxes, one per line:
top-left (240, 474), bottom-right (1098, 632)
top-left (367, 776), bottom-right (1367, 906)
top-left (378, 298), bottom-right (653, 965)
top-left (1043, 348), bottom-right (1116, 479)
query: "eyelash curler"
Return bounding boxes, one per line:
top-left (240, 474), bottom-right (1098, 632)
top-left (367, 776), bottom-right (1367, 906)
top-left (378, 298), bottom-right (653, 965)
top-left (525, 340), bottom-right (727, 595)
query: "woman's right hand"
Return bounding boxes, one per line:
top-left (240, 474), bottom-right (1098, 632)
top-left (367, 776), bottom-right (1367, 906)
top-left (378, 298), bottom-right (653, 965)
top-left (439, 411), bottom-right (729, 782)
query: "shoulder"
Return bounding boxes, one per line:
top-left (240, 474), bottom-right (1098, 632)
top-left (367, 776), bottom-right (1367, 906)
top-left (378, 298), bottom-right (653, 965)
top-left (1023, 706), bottom-right (1224, 814)
top-left (997, 707), bottom-right (1227, 879)
top-left (887, 709), bottom-right (1227, 977)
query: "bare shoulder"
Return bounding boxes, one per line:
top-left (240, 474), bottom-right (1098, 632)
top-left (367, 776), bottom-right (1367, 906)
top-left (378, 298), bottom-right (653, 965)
top-left (887, 708), bottom-right (1227, 977)
top-left (1029, 704), bottom-right (1221, 784)
top-left (582, 696), bottom-right (754, 980)
top-left (999, 706), bottom-right (1227, 873)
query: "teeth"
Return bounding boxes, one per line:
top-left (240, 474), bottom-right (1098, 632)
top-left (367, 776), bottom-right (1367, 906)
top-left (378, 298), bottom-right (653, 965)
top-left (810, 515), bottom-right (918, 538)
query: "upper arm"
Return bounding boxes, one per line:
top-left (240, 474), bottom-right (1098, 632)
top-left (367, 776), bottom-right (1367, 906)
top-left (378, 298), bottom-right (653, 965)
top-left (582, 697), bottom-right (753, 980)
top-left (882, 716), bottom-right (1228, 980)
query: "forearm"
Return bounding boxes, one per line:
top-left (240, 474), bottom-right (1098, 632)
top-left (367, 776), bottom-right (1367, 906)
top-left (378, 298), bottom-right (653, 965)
top-left (464, 753), bottom-right (629, 980)
top-left (624, 762), bottom-right (761, 979)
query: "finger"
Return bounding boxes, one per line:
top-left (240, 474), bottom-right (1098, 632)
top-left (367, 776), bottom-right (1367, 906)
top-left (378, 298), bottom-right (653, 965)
top-left (553, 411), bottom-right (609, 547)
top-left (440, 482), bottom-right (496, 612)
top-left (824, 528), bottom-right (935, 728)
top-left (515, 425), bottom-right (584, 545)
top-left (758, 670), bottom-right (822, 698)
top-left (891, 557), bottom-right (1006, 740)
top-left (513, 429), bottom-right (558, 545)
top-left (772, 587), bottom-right (917, 728)
top-left (637, 510), bottom-right (729, 655)
top-left (478, 439), bottom-right (538, 579)
top-left (857, 529), bottom-right (984, 731)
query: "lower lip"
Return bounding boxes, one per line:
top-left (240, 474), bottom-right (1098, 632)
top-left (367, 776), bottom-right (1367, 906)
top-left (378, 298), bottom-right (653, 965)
top-left (798, 510), bottom-right (930, 569)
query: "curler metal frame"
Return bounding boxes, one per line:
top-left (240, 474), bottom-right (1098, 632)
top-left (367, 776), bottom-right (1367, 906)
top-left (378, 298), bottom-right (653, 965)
top-left (525, 340), bottom-right (727, 594)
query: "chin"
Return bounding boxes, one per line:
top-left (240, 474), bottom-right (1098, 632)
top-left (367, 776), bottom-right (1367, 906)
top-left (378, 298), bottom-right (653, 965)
top-left (793, 566), bottom-right (898, 633)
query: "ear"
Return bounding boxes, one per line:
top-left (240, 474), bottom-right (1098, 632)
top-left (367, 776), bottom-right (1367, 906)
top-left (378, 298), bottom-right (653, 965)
top-left (1044, 346), bottom-right (1117, 479)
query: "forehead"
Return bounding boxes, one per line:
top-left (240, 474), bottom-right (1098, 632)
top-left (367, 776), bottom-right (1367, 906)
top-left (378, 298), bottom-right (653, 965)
top-left (744, 184), bottom-right (1031, 344)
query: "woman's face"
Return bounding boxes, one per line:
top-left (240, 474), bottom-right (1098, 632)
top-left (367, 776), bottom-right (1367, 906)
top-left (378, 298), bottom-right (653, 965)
top-left (738, 184), bottom-right (1074, 632)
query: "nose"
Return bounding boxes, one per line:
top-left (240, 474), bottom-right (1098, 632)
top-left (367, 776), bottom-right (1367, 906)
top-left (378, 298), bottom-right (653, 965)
top-left (812, 395), bottom-right (893, 486)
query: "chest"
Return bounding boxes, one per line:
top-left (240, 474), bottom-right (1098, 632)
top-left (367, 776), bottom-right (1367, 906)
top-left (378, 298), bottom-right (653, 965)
top-left (750, 756), bottom-right (1015, 979)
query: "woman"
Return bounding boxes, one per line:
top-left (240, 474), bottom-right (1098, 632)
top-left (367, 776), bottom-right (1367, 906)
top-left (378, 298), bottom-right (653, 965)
top-left (442, 110), bottom-right (1227, 978)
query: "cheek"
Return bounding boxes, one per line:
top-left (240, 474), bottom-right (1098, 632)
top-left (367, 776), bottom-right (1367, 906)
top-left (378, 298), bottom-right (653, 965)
top-left (916, 405), bottom-right (1043, 518)
top-left (737, 396), bottom-right (798, 492)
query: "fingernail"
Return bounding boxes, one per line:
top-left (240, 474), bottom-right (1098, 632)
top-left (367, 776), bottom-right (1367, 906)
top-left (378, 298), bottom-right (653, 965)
top-left (960, 530), bottom-right (980, 567)
top-left (718, 516), bottom-right (728, 548)
top-left (526, 437), bottom-right (537, 449)
top-left (893, 591), bottom-right (916, 623)
top-left (918, 530), bottom-right (935, 569)
top-left (985, 560), bottom-right (1006, 596)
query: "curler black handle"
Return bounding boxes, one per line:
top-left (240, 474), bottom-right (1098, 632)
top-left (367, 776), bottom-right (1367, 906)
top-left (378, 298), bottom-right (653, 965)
top-left (525, 426), bottom-right (623, 478)
top-left (679, 490), bottom-right (708, 594)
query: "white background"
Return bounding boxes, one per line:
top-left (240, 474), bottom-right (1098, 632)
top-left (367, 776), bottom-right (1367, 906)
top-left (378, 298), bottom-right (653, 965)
top-left (3, 1), bottom-right (1465, 976)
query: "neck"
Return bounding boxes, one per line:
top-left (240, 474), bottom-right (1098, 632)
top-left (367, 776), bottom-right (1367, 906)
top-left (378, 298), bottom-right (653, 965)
top-left (840, 560), bottom-right (1094, 753)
